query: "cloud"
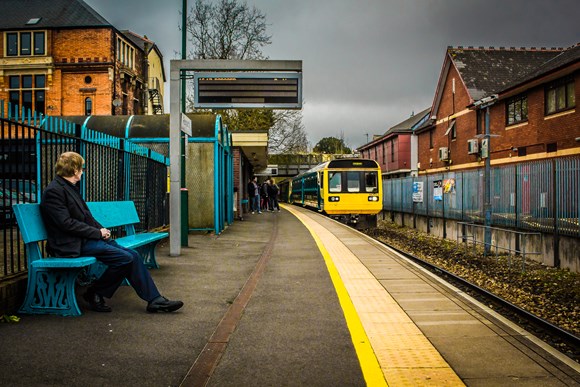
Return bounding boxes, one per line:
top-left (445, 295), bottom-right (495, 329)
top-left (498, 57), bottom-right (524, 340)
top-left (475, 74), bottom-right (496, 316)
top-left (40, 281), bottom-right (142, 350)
top-left (84, 0), bottom-right (580, 149)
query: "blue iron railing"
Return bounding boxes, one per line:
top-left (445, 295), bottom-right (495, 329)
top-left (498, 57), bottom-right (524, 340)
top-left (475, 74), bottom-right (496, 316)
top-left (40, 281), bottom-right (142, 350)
top-left (1, 102), bottom-right (169, 279)
top-left (383, 157), bottom-right (580, 237)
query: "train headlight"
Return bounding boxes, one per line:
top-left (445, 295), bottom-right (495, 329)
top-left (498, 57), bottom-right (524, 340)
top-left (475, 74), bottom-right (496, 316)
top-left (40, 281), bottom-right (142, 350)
top-left (368, 196), bottom-right (379, 202)
top-left (328, 196), bottom-right (340, 202)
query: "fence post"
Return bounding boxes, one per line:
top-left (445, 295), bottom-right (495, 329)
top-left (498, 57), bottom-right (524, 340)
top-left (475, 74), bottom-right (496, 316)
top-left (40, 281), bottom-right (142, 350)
top-left (552, 158), bottom-right (560, 267)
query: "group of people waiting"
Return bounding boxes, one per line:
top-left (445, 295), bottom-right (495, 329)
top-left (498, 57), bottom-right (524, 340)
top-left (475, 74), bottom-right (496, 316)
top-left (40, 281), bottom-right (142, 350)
top-left (247, 176), bottom-right (280, 214)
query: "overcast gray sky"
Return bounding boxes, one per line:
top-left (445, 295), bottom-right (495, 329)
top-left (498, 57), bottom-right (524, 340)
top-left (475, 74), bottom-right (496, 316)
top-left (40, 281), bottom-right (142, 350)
top-left (84, 0), bottom-right (579, 149)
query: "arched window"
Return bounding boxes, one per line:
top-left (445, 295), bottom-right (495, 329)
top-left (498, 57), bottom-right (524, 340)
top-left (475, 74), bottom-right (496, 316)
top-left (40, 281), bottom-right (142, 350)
top-left (85, 97), bottom-right (92, 116)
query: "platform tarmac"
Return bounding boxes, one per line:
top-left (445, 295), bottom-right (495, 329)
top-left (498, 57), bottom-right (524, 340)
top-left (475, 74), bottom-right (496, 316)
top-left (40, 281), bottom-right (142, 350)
top-left (0, 208), bottom-right (366, 386)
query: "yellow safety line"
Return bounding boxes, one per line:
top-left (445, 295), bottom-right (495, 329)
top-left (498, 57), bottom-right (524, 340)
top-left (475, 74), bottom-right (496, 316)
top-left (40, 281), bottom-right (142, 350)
top-left (283, 204), bottom-right (387, 387)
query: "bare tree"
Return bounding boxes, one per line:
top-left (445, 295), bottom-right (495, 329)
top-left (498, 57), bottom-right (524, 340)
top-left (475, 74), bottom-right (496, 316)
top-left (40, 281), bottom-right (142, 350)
top-left (184, 0), bottom-right (309, 152)
top-left (186, 0), bottom-right (271, 60)
top-left (268, 110), bottom-right (309, 154)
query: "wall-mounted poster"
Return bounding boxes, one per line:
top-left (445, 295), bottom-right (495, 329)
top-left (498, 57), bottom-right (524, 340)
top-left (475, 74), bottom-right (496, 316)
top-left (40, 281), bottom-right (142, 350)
top-left (412, 182), bottom-right (423, 203)
top-left (443, 178), bottom-right (455, 193)
top-left (434, 180), bottom-right (443, 201)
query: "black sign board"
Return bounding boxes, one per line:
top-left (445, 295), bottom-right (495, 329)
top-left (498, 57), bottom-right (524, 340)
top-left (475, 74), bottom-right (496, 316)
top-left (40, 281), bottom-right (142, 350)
top-left (194, 72), bottom-right (302, 109)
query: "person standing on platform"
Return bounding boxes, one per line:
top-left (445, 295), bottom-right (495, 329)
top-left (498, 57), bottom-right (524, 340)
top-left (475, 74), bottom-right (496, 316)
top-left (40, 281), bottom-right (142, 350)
top-left (260, 178), bottom-right (270, 212)
top-left (39, 151), bottom-right (184, 314)
top-left (249, 176), bottom-right (261, 214)
top-left (247, 177), bottom-right (256, 213)
top-left (268, 179), bottom-right (280, 212)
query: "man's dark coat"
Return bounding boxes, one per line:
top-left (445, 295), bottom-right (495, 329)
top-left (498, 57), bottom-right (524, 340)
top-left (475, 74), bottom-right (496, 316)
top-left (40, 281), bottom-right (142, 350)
top-left (40, 176), bottom-right (102, 257)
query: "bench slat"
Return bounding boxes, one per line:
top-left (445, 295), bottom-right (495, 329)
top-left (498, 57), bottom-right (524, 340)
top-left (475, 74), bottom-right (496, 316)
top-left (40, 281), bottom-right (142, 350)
top-left (87, 201), bottom-right (140, 230)
top-left (115, 233), bottom-right (168, 249)
top-left (30, 257), bottom-right (96, 268)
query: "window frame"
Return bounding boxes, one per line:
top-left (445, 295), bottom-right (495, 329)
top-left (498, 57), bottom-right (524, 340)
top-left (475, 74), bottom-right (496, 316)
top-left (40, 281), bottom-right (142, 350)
top-left (8, 74), bottom-right (47, 114)
top-left (85, 97), bottom-right (93, 116)
top-left (545, 76), bottom-right (575, 115)
top-left (116, 36), bottom-right (136, 69)
top-left (506, 93), bottom-right (528, 125)
top-left (4, 30), bottom-right (46, 57)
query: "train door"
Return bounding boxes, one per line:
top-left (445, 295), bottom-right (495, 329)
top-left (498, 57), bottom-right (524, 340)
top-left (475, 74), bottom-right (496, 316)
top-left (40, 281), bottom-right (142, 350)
top-left (318, 171), bottom-right (324, 210)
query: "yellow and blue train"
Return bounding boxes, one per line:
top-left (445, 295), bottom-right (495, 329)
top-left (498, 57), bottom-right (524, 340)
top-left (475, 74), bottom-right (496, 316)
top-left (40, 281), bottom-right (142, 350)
top-left (280, 158), bottom-right (382, 228)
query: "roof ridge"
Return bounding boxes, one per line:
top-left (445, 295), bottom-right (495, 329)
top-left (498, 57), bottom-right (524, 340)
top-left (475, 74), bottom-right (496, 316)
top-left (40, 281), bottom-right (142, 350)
top-left (448, 45), bottom-right (564, 52)
top-left (121, 30), bottom-right (155, 44)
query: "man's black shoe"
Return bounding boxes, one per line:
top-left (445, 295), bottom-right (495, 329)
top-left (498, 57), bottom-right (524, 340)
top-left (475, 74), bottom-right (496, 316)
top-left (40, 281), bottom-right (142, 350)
top-left (83, 291), bottom-right (112, 313)
top-left (147, 296), bottom-right (184, 313)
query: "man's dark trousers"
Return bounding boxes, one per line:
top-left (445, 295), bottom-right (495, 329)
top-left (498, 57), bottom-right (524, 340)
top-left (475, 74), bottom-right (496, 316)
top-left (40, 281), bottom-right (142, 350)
top-left (82, 239), bottom-right (161, 302)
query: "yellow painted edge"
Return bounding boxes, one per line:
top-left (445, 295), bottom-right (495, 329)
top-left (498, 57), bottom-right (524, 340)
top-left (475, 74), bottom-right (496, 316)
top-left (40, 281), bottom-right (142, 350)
top-left (282, 204), bottom-right (388, 387)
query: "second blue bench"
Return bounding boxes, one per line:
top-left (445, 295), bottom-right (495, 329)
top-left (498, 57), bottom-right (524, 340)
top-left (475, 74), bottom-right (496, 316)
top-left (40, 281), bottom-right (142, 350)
top-left (87, 201), bottom-right (168, 270)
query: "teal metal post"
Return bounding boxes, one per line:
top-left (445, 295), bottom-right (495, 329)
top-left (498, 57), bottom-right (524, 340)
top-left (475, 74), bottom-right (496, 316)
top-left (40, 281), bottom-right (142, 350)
top-left (180, 0), bottom-right (189, 246)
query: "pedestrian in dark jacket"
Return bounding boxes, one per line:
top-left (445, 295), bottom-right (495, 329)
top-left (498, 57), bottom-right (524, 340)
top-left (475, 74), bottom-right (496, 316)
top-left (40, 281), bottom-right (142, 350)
top-left (267, 179), bottom-right (280, 212)
top-left (40, 151), bottom-right (183, 314)
top-left (260, 178), bottom-right (270, 211)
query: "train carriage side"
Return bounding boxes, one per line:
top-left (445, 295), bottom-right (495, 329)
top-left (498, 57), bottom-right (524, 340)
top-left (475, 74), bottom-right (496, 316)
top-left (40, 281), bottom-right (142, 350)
top-left (290, 162), bottom-right (327, 210)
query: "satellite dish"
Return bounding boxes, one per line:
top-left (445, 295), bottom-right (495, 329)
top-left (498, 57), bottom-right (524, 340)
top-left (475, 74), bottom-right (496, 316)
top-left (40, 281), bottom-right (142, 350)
top-left (112, 98), bottom-right (122, 107)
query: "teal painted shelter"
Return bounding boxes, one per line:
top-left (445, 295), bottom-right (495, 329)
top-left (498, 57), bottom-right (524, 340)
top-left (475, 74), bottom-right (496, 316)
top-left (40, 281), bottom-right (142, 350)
top-left (63, 114), bottom-right (234, 235)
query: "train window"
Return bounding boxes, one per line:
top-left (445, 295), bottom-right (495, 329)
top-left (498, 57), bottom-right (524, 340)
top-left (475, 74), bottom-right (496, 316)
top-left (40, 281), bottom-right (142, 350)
top-left (328, 172), bottom-right (341, 192)
top-left (347, 172), bottom-right (360, 192)
top-left (365, 172), bottom-right (378, 193)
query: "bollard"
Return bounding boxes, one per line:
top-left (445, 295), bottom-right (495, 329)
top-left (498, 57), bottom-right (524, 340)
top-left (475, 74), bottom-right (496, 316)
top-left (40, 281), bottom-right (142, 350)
top-left (180, 188), bottom-right (189, 247)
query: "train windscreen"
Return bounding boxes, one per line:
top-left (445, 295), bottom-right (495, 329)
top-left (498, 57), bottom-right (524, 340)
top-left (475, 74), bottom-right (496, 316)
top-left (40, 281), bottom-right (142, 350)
top-left (327, 171), bottom-right (378, 193)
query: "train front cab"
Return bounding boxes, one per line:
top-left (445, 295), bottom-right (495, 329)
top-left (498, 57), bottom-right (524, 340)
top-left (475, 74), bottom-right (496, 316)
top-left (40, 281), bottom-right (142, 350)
top-left (321, 159), bottom-right (382, 228)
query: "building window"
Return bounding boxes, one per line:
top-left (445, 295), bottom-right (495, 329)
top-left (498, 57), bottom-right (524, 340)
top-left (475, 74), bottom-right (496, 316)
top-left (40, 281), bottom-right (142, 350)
top-left (506, 94), bottom-right (528, 125)
top-left (545, 76), bottom-right (575, 115)
top-left (429, 129), bottom-right (433, 149)
top-left (8, 74), bottom-right (46, 114)
top-left (382, 142), bottom-right (386, 165)
top-left (5, 31), bottom-right (46, 56)
top-left (390, 140), bottom-right (395, 162)
top-left (85, 97), bottom-right (93, 116)
top-left (116, 36), bottom-right (135, 69)
top-left (546, 143), bottom-right (557, 153)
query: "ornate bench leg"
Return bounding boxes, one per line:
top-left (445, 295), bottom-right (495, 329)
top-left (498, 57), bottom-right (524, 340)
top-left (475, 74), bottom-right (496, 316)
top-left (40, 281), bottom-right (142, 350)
top-left (135, 244), bottom-right (160, 269)
top-left (19, 267), bottom-right (85, 316)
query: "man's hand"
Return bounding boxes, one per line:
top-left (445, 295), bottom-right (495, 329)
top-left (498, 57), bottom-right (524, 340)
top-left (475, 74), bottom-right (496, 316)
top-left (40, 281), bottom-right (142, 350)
top-left (100, 228), bottom-right (111, 240)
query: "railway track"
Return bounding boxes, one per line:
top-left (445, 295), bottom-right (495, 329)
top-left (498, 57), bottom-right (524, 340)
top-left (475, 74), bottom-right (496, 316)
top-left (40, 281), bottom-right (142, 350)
top-left (373, 238), bottom-right (580, 363)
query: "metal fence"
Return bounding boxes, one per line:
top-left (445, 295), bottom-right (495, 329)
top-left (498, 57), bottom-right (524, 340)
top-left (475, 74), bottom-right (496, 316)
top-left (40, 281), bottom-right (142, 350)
top-left (1, 104), bottom-right (169, 279)
top-left (383, 157), bottom-right (580, 237)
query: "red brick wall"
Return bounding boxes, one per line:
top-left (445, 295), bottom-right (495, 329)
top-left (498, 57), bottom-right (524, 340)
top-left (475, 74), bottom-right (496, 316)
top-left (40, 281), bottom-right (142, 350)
top-left (0, 27), bottom-right (147, 116)
top-left (420, 63), bottom-right (479, 170)
top-left (492, 72), bottom-right (580, 159)
top-left (52, 28), bottom-right (113, 62)
top-left (418, 64), bottom-right (580, 173)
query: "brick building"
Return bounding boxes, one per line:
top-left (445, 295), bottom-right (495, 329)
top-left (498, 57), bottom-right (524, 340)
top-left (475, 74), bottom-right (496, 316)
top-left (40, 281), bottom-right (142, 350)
top-left (0, 0), bottom-right (164, 116)
top-left (415, 44), bottom-right (579, 173)
top-left (358, 107), bottom-right (430, 179)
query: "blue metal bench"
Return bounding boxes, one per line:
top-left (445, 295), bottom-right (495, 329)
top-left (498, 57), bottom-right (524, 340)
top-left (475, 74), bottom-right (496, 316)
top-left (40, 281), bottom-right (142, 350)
top-left (12, 204), bottom-right (97, 316)
top-left (87, 201), bottom-right (167, 269)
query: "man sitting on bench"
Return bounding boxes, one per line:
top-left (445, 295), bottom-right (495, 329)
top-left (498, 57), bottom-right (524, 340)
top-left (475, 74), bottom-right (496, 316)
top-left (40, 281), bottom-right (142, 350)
top-left (40, 151), bottom-right (183, 314)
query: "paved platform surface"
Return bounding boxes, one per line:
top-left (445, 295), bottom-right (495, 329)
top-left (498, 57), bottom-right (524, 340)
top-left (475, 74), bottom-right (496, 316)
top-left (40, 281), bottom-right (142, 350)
top-left (0, 208), bottom-right (364, 387)
top-left (1, 205), bottom-right (579, 386)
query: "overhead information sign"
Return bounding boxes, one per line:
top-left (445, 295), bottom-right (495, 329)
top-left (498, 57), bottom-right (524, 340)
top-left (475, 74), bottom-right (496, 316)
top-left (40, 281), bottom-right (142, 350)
top-left (194, 72), bottom-right (302, 109)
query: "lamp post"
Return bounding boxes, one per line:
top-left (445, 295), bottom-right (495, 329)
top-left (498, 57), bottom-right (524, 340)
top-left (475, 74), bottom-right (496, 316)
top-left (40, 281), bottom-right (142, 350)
top-left (474, 94), bottom-right (498, 255)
